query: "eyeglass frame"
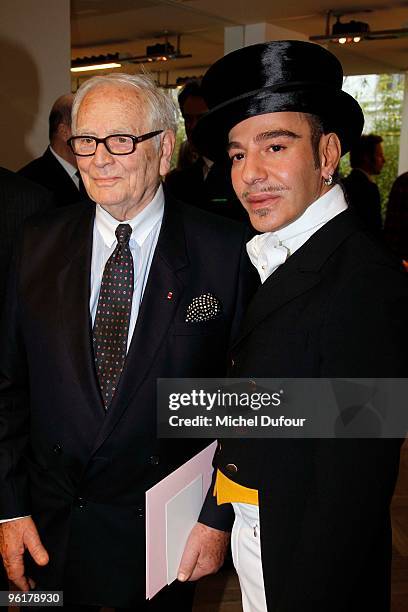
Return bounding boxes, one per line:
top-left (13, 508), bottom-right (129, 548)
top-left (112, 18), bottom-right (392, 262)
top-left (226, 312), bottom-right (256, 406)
top-left (67, 130), bottom-right (164, 157)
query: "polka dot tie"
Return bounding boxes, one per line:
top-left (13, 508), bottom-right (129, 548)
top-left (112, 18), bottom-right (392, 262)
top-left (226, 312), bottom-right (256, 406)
top-left (93, 223), bottom-right (134, 409)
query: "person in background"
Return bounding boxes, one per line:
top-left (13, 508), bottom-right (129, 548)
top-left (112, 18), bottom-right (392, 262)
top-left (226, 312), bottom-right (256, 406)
top-left (343, 133), bottom-right (385, 235)
top-left (384, 171), bottom-right (408, 264)
top-left (166, 80), bottom-right (247, 222)
top-left (0, 167), bottom-right (54, 309)
top-left (179, 40), bottom-right (408, 612)
top-left (175, 79), bottom-right (208, 170)
top-left (0, 73), bottom-right (255, 611)
top-left (18, 94), bottom-right (87, 206)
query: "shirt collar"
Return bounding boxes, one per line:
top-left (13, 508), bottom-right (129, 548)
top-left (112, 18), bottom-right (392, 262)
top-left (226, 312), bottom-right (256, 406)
top-left (95, 183), bottom-right (165, 248)
top-left (273, 184), bottom-right (347, 245)
top-left (353, 167), bottom-right (373, 182)
top-left (49, 146), bottom-right (78, 179)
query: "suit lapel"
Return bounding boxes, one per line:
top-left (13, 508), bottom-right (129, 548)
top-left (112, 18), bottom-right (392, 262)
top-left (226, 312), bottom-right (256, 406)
top-left (59, 203), bottom-right (105, 419)
top-left (91, 196), bottom-right (189, 453)
top-left (45, 147), bottom-right (81, 202)
top-left (233, 210), bottom-right (358, 348)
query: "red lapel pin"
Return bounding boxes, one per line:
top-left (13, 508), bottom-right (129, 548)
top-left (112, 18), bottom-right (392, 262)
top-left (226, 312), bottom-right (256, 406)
top-left (166, 291), bottom-right (173, 300)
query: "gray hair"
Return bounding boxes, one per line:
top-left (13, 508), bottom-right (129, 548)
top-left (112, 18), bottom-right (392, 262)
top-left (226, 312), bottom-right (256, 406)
top-left (71, 73), bottom-right (178, 137)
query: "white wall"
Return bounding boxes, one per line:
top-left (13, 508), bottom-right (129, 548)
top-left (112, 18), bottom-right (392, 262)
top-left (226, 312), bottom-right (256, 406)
top-left (225, 23), bottom-right (307, 55)
top-left (0, 0), bottom-right (71, 170)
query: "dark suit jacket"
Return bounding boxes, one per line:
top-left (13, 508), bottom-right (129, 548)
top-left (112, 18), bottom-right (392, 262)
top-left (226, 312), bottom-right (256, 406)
top-left (201, 210), bottom-right (408, 612)
top-left (18, 147), bottom-right (82, 207)
top-left (384, 171), bottom-right (408, 261)
top-left (0, 166), bottom-right (54, 310)
top-left (342, 168), bottom-right (383, 236)
top-left (166, 158), bottom-right (248, 223)
top-left (0, 195), bottom-right (256, 607)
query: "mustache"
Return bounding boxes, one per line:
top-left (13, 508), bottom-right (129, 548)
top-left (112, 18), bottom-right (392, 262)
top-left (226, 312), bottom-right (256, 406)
top-left (242, 184), bottom-right (289, 199)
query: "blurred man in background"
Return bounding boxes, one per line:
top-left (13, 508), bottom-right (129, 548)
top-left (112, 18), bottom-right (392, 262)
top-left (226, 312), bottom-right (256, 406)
top-left (343, 133), bottom-right (385, 235)
top-left (166, 80), bottom-right (246, 222)
top-left (19, 94), bottom-right (86, 206)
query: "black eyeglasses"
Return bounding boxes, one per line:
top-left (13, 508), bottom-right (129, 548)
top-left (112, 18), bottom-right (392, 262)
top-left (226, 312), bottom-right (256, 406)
top-left (68, 130), bottom-right (163, 156)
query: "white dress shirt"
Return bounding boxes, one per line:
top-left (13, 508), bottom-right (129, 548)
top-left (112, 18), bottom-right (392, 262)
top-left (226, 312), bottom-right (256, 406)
top-left (247, 184), bottom-right (348, 283)
top-left (90, 184), bottom-right (164, 351)
top-left (0, 186), bottom-right (164, 523)
top-left (49, 146), bottom-right (80, 189)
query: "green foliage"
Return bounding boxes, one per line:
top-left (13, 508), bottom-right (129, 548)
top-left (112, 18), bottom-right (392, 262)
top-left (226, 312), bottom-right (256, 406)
top-left (172, 124), bottom-right (186, 171)
top-left (340, 73), bottom-right (405, 217)
top-left (168, 87), bottom-right (186, 171)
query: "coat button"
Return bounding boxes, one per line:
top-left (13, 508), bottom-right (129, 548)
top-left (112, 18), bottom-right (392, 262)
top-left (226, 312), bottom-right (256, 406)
top-left (136, 506), bottom-right (144, 519)
top-left (75, 497), bottom-right (86, 509)
top-left (149, 455), bottom-right (160, 465)
top-left (231, 359), bottom-right (235, 367)
top-left (226, 463), bottom-right (238, 474)
top-left (53, 444), bottom-right (62, 454)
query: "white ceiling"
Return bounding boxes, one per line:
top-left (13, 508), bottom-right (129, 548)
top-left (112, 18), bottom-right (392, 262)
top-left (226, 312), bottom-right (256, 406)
top-left (70, 0), bottom-right (408, 83)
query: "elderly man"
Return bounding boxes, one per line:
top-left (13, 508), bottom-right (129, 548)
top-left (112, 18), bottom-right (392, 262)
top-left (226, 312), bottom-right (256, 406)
top-left (0, 73), bottom-right (255, 610)
top-left (179, 41), bottom-right (408, 612)
top-left (19, 94), bottom-right (86, 206)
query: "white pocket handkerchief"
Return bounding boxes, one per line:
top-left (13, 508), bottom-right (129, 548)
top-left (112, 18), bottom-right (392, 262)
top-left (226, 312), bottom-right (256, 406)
top-left (185, 293), bottom-right (222, 322)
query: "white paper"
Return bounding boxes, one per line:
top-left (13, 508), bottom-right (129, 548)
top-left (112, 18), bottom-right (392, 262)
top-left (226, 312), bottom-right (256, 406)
top-left (165, 474), bottom-right (203, 585)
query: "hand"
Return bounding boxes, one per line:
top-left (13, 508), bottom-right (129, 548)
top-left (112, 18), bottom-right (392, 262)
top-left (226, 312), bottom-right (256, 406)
top-left (177, 521), bottom-right (230, 582)
top-left (0, 517), bottom-right (49, 591)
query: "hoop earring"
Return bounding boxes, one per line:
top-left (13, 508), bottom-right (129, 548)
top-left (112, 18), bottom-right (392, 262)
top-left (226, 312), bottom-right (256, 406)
top-left (323, 174), bottom-right (333, 186)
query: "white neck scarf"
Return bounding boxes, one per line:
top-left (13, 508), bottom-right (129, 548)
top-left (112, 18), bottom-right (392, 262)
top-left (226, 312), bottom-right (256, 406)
top-left (247, 185), bottom-right (348, 283)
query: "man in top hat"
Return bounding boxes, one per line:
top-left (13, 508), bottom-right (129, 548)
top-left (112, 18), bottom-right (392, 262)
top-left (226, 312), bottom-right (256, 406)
top-left (178, 41), bottom-right (408, 612)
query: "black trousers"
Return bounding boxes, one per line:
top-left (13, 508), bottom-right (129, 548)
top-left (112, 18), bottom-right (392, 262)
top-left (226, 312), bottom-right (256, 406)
top-left (35, 580), bottom-right (195, 611)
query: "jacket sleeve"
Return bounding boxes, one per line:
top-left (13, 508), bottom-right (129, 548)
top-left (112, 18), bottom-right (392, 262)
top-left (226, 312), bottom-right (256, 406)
top-left (273, 262), bottom-right (407, 611)
top-left (0, 238), bottom-right (31, 518)
top-left (198, 444), bottom-right (235, 531)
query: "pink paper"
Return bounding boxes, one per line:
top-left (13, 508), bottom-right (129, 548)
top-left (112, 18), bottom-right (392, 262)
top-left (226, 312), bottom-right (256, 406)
top-left (145, 441), bottom-right (217, 599)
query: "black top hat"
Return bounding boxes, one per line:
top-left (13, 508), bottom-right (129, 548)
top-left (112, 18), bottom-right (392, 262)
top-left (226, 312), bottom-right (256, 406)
top-left (193, 40), bottom-right (364, 161)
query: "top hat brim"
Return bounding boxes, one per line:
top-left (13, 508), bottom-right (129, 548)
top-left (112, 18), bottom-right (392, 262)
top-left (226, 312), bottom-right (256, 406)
top-left (193, 86), bottom-right (364, 162)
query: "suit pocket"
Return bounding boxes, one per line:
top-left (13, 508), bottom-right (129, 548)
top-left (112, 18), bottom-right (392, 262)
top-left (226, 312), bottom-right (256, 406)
top-left (172, 318), bottom-right (226, 336)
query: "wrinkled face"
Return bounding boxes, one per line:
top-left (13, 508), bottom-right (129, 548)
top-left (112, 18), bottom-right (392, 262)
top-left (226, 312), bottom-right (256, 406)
top-left (75, 84), bottom-right (170, 219)
top-left (182, 95), bottom-right (208, 143)
top-left (371, 143), bottom-right (385, 175)
top-left (228, 112), bottom-right (326, 233)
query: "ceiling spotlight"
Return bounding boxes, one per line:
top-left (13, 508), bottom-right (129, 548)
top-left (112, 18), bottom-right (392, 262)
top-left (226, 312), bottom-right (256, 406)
top-left (71, 62), bottom-right (121, 73)
top-left (71, 34), bottom-right (192, 73)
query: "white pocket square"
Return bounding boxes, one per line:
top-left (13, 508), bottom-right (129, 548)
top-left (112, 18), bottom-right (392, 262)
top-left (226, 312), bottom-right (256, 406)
top-left (185, 293), bottom-right (222, 322)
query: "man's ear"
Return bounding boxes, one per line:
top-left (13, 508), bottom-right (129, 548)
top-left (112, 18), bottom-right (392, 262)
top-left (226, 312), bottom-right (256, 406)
top-left (58, 123), bottom-right (71, 143)
top-left (159, 130), bottom-right (176, 177)
top-left (320, 132), bottom-right (341, 181)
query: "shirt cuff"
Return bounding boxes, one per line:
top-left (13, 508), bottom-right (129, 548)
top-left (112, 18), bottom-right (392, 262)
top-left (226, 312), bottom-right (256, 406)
top-left (0, 515), bottom-right (30, 523)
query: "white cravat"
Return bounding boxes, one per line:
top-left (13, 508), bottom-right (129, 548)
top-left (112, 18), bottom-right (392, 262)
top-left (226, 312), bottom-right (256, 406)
top-left (246, 233), bottom-right (289, 284)
top-left (247, 184), bottom-right (348, 283)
